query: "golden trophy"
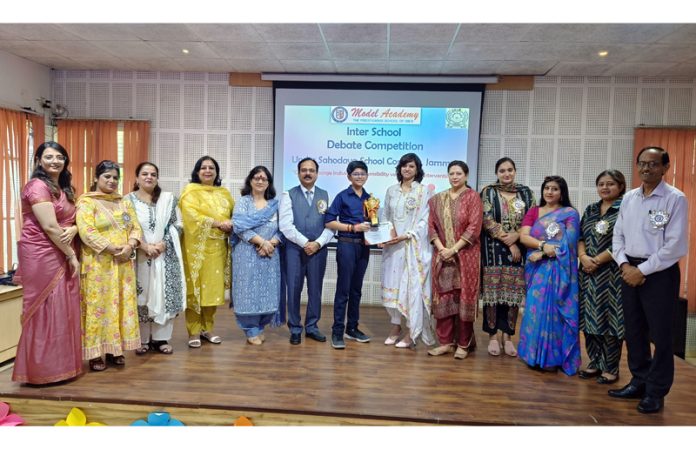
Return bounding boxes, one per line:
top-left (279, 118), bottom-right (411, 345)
top-left (364, 194), bottom-right (380, 228)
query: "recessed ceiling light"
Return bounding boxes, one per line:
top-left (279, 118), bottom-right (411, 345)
top-left (182, 48), bottom-right (190, 54)
top-left (598, 50), bottom-right (609, 57)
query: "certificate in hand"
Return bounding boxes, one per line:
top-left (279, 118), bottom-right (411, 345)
top-left (364, 222), bottom-right (394, 245)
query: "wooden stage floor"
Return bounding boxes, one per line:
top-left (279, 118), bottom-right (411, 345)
top-left (2, 305), bottom-right (696, 425)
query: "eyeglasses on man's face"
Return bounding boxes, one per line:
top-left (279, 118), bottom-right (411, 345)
top-left (637, 161), bottom-right (661, 169)
top-left (350, 171), bottom-right (367, 178)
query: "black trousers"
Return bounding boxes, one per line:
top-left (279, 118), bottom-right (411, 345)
top-left (622, 257), bottom-right (679, 398)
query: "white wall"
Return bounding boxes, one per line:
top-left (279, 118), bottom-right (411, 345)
top-left (51, 70), bottom-right (696, 307)
top-left (0, 50), bottom-right (51, 111)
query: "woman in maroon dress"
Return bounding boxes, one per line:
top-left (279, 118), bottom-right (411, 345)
top-left (427, 160), bottom-right (483, 360)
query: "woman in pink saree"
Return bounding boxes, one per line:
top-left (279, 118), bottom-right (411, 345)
top-left (12, 142), bottom-right (82, 384)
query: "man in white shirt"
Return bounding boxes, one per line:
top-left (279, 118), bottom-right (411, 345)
top-left (610, 146), bottom-right (689, 414)
top-left (279, 157), bottom-right (334, 345)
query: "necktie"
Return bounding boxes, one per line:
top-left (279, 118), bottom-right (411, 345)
top-left (306, 190), bottom-right (313, 206)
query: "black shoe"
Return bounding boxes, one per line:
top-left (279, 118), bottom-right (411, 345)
top-left (637, 395), bottom-right (664, 414)
top-left (578, 369), bottom-right (601, 379)
top-left (345, 327), bottom-right (371, 343)
top-left (597, 374), bottom-right (619, 385)
top-left (305, 330), bottom-right (327, 342)
top-left (608, 383), bottom-right (645, 399)
top-left (331, 334), bottom-right (346, 349)
top-left (289, 333), bottom-right (301, 345)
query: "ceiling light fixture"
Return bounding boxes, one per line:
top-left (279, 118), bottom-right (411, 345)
top-left (182, 49), bottom-right (190, 55)
top-left (598, 51), bottom-right (609, 57)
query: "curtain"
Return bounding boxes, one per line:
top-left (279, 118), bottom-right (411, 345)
top-left (0, 107), bottom-right (37, 272)
top-left (123, 121), bottom-right (150, 195)
top-left (56, 119), bottom-right (119, 196)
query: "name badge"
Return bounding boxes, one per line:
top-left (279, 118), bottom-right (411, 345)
top-left (593, 219), bottom-right (609, 235)
top-left (512, 198), bottom-right (525, 213)
top-left (545, 222), bottom-right (560, 240)
top-left (316, 199), bottom-right (327, 214)
top-left (649, 210), bottom-right (670, 229)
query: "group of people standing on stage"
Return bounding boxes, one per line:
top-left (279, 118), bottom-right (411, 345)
top-left (11, 142), bottom-right (688, 414)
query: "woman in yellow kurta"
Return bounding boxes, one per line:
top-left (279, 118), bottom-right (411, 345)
top-left (179, 156), bottom-right (234, 348)
top-left (76, 160), bottom-right (142, 372)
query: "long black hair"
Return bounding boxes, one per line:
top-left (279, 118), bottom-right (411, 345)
top-left (132, 161), bottom-right (162, 203)
top-left (539, 175), bottom-right (573, 208)
top-left (190, 156), bottom-right (222, 186)
top-left (241, 165), bottom-right (276, 200)
top-left (90, 160), bottom-right (120, 192)
top-left (396, 153), bottom-right (425, 183)
top-left (31, 141), bottom-right (75, 202)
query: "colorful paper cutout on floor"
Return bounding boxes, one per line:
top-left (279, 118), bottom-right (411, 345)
top-left (0, 401), bottom-right (24, 426)
top-left (54, 407), bottom-right (105, 426)
top-left (233, 416), bottom-right (253, 426)
top-left (131, 411), bottom-right (184, 426)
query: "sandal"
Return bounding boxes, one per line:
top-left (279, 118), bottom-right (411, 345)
top-left (89, 357), bottom-right (106, 372)
top-left (105, 354), bottom-right (125, 366)
top-left (149, 340), bottom-right (173, 354)
top-left (188, 338), bottom-right (201, 348)
top-left (488, 339), bottom-right (501, 356)
top-left (135, 344), bottom-right (150, 355)
top-left (200, 331), bottom-right (222, 344)
top-left (503, 340), bottom-right (517, 357)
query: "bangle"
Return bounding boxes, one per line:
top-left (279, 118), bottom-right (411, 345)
top-left (66, 253), bottom-right (76, 260)
top-left (538, 241), bottom-right (546, 251)
top-left (348, 224), bottom-right (353, 233)
top-left (579, 253), bottom-right (587, 258)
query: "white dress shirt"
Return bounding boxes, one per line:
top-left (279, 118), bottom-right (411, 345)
top-left (612, 180), bottom-right (688, 276)
top-left (279, 186), bottom-right (335, 248)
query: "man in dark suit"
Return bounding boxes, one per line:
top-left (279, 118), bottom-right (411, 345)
top-left (279, 157), bottom-right (334, 345)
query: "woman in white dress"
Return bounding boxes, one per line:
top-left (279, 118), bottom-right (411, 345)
top-left (380, 153), bottom-right (435, 348)
top-left (126, 162), bottom-right (186, 354)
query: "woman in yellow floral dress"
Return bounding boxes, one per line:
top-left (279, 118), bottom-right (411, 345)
top-left (179, 156), bottom-right (234, 348)
top-left (76, 160), bottom-right (142, 371)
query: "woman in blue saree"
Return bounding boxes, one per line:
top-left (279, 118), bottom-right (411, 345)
top-left (518, 176), bottom-right (580, 375)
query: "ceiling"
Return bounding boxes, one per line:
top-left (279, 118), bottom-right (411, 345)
top-left (2, 23), bottom-right (696, 77)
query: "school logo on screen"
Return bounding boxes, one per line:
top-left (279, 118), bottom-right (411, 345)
top-left (446, 108), bottom-right (469, 129)
top-left (331, 106), bottom-right (349, 123)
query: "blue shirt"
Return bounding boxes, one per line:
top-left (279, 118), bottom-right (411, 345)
top-left (612, 180), bottom-right (688, 276)
top-left (325, 185), bottom-right (370, 238)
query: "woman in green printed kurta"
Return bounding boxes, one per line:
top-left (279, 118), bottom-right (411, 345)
top-left (77, 161), bottom-right (142, 372)
top-left (578, 170), bottom-right (626, 384)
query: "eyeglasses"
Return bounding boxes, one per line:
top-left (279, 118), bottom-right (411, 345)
top-left (252, 176), bottom-right (269, 182)
top-left (351, 172), bottom-right (367, 178)
top-left (637, 161), bottom-right (661, 169)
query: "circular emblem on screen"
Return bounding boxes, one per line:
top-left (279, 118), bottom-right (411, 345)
top-left (331, 106), bottom-right (348, 123)
top-left (446, 108), bottom-right (469, 129)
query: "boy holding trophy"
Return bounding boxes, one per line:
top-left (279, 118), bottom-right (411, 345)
top-left (324, 161), bottom-right (374, 349)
